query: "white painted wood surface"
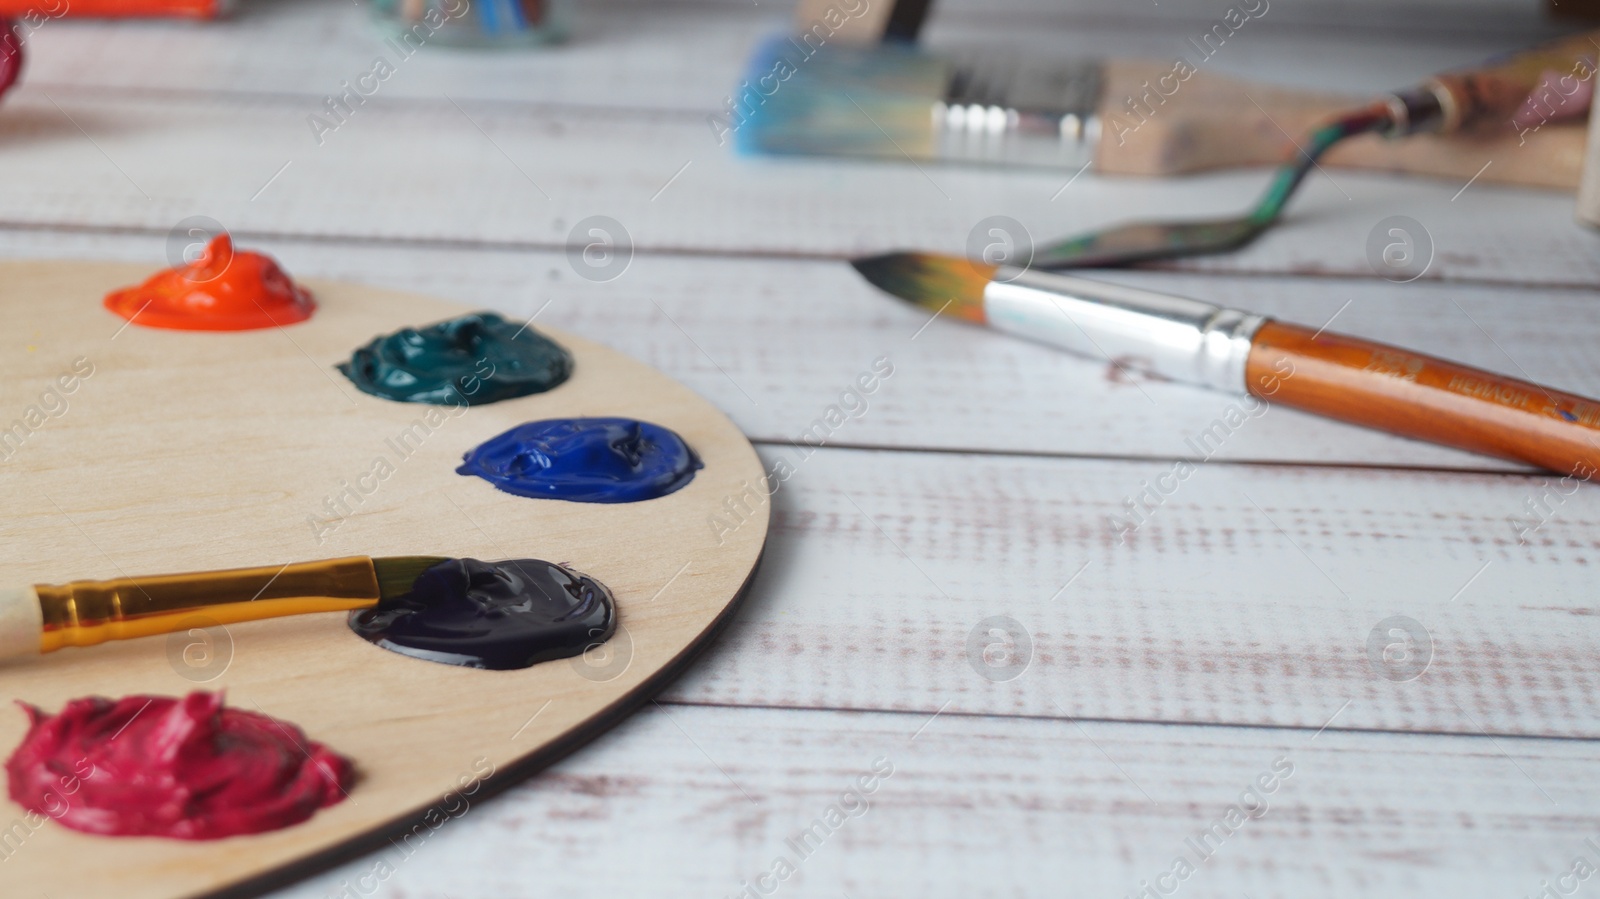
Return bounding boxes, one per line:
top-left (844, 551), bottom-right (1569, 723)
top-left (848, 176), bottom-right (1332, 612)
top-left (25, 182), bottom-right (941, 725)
top-left (263, 703), bottom-right (1600, 899)
top-left (0, 1), bottom-right (1596, 897)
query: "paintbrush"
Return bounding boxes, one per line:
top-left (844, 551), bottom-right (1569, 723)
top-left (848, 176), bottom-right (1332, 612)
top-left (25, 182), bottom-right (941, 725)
top-left (0, 555), bottom-right (446, 661)
top-left (853, 252), bottom-right (1600, 476)
top-left (733, 33), bottom-right (1593, 187)
top-left (737, 31), bottom-right (1596, 268)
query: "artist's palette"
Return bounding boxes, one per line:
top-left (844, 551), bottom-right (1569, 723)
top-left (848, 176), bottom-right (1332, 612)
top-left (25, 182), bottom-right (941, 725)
top-left (0, 261), bottom-right (769, 897)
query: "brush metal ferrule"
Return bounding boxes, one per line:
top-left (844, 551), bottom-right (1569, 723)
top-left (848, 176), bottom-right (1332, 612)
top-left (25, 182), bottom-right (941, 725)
top-left (1383, 84), bottom-right (1449, 136)
top-left (36, 556), bottom-right (381, 652)
top-left (984, 268), bottom-right (1265, 394)
top-left (930, 57), bottom-right (1101, 168)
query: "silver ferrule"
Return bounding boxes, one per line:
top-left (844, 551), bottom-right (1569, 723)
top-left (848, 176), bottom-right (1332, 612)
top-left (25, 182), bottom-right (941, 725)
top-left (985, 268), bottom-right (1265, 393)
top-left (929, 58), bottom-right (1101, 169)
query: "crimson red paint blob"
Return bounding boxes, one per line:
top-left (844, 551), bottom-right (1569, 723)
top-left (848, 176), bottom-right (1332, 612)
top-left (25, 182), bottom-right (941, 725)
top-left (103, 234), bottom-right (315, 331)
top-left (0, 20), bottom-right (23, 101)
top-left (5, 692), bottom-right (353, 840)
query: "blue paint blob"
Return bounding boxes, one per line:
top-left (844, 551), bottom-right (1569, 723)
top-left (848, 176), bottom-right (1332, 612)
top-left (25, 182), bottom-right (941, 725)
top-left (456, 417), bottom-right (703, 503)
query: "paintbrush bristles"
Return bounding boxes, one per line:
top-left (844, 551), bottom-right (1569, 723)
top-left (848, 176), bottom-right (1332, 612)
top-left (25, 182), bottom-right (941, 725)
top-left (734, 39), bottom-right (950, 158)
top-left (851, 253), bottom-right (994, 323)
top-left (373, 556), bottom-right (450, 599)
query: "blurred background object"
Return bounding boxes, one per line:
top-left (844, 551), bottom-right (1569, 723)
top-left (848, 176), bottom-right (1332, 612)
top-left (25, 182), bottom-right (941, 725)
top-left (0, 18), bottom-right (19, 101)
top-left (0, 0), bottom-right (223, 17)
top-left (733, 27), bottom-right (1595, 190)
top-left (1550, 0), bottom-right (1600, 21)
top-left (794, 0), bottom-right (931, 45)
top-left (1580, 65), bottom-right (1600, 227)
top-left (370, 0), bottom-right (570, 48)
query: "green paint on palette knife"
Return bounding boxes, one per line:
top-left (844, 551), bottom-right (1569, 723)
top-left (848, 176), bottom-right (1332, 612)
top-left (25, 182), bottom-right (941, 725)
top-left (1032, 108), bottom-right (1391, 270)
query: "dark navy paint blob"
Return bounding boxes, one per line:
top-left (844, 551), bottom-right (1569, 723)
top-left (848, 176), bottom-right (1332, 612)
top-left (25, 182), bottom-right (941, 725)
top-left (456, 417), bottom-right (702, 503)
top-left (338, 312), bottom-right (573, 406)
top-left (348, 558), bottom-right (615, 670)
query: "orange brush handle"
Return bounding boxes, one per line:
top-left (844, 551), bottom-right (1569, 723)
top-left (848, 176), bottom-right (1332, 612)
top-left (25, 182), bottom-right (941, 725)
top-left (1246, 320), bottom-right (1600, 477)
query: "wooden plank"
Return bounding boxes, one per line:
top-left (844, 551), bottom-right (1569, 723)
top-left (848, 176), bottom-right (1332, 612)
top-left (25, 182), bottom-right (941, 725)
top-left (261, 703), bottom-right (1600, 898)
top-left (930, 0), bottom-right (1552, 31)
top-left (4, 237), bottom-right (1589, 741)
top-left (3, 50), bottom-right (1595, 285)
top-left (648, 444), bottom-right (1600, 739)
top-left (18, 0), bottom-right (1547, 109)
top-left (0, 228), bottom-right (1591, 472)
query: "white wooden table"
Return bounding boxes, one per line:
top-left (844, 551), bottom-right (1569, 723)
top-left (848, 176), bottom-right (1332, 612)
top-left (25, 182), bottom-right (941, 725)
top-left (4, 1), bottom-right (1600, 896)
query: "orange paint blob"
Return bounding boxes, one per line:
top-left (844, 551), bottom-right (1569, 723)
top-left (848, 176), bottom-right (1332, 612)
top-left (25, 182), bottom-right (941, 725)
top-left (103, 235), bottom-right (315, 331)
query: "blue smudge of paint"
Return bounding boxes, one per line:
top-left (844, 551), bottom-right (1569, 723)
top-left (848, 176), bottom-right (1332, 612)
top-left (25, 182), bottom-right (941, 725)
top-left (456, 417), bottom-right (703, 503)
top-left (1560, 409), bottom-right (1578, 422)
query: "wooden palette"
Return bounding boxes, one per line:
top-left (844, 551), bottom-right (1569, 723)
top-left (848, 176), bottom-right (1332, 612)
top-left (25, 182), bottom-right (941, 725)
top-left (0, 261), bottom-right (770, 898)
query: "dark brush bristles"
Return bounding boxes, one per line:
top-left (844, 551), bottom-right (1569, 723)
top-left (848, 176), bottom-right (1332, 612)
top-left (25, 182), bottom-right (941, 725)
top-left (850, 253), bottom-right (994, 323)
top-left (373, 556), bottom-right (451, 600)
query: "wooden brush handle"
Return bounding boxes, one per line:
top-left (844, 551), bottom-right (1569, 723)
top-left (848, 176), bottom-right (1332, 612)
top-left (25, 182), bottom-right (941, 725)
top-left (1429, 30), bottom-right (1600, 133)
top-left (0, 585), bottom-right (43, 661)
top-left (0, 557), bottom-right (383, 661)
top-left (1246, 320), bottom-right (1600, 477)
top-left (1098, 60), bottom-right (1586, 189)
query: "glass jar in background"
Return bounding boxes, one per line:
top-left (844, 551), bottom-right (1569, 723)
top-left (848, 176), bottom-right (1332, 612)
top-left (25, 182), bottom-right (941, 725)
top-left (371, 0), bottom-right (571, 48)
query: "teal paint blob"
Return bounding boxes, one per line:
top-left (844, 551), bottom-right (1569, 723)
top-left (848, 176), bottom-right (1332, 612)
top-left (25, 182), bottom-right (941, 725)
top-left (338, 312), bottom-right (573, 406)
top-left (456, 418), bottom-right (702, 503)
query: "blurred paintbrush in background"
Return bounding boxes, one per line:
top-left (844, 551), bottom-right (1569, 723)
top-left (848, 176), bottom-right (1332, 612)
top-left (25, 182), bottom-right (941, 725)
top-left (729, 28), bottom-right (1597, 267)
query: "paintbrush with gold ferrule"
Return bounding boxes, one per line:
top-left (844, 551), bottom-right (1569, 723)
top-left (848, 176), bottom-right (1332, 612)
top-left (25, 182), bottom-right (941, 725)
top-left (0, 555), bottom-right (446, 662)
top-left (853, 252), bottom-right (1600, 478)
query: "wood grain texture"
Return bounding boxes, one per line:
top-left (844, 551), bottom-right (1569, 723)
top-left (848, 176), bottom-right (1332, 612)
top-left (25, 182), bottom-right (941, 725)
top-left (0, 83), bottom-right (1589, 286)
top-left (15, 1), bottom-right (1576, 187)
top-left (17, 0), bottom-right (1551, 110)
top-left (1099, 60), bottom-right (1586, 187)
top-left (656, 444), bottom-right (1600, 739)
top-left (0, 262), bottom-right (769, 898)
top-left (269, 703), bottom-right (1600, 899)
top-left (3, 228), bottom-right (1599, 473)
top-left (3, 5), bottom-right (1597, 286)
top-left (0, 3), bottom-right (1595, 897)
